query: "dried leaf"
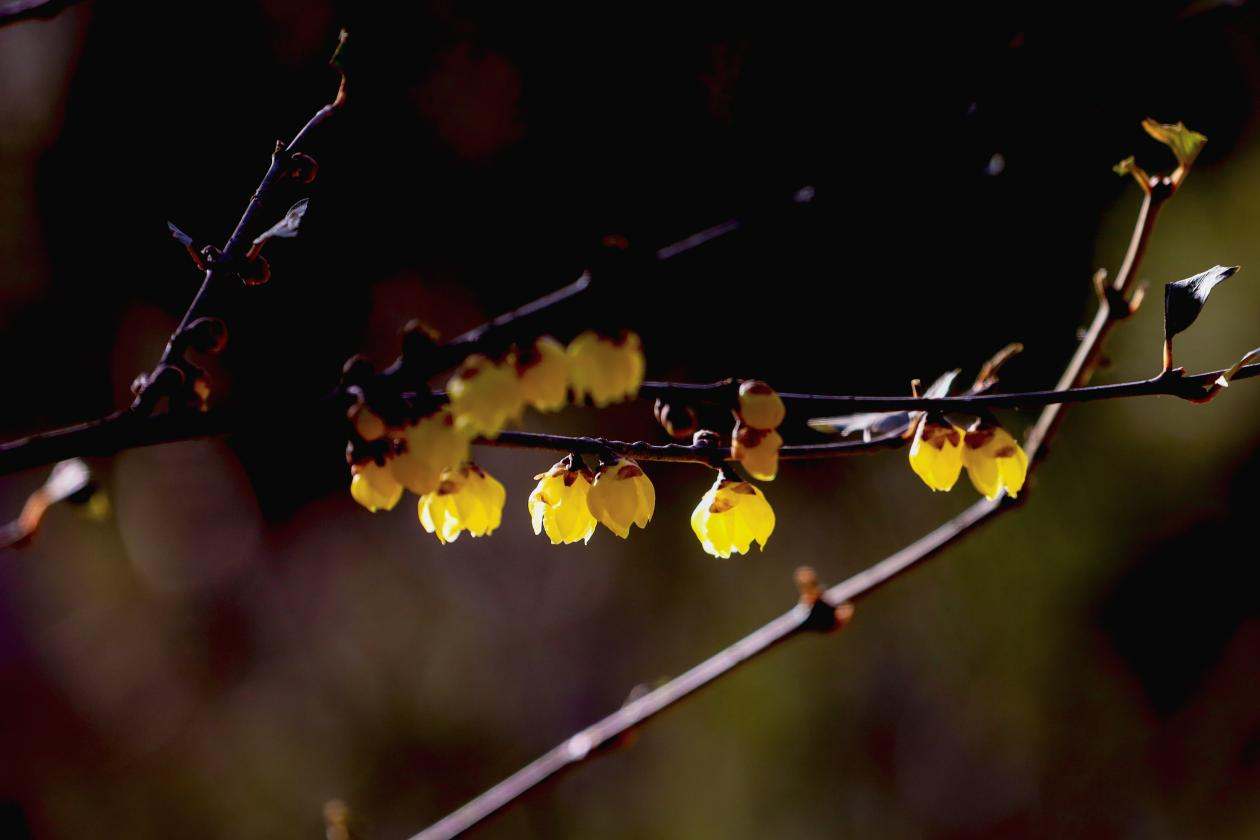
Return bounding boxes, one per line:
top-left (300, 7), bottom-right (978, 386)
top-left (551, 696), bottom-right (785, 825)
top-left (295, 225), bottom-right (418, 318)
top-left (1212, 346), bottom-right (1260, 389)
top-left (1164, 265), bottom-right (1239, 342)
top-left (807, 369), bottom-right (961, 439)
top-left (252, 198), bottom-right (310, 246)
top-left (0, 459), bottom-right (92, 550)
top-left (167, 222), bottom-right (195, 248)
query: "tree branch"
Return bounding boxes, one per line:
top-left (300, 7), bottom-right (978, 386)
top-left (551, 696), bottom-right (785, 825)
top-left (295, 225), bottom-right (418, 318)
top-left (0, 0), bottom-right (84, 27)
top-left (405, 175), bottom-right (1183, 840)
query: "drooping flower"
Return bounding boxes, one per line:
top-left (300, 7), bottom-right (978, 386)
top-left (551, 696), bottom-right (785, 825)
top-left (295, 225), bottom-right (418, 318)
top-left (418, 463), bottom-right (506, 544)
top-left (586, 458), bottom-right (655, 538)
top-left (517, 336), bottom-right (570, 412)
top-left (527, 456), bottom-right (598, 544)
top-left (908, 414), bottom-right (964, 492)
top-left (961, 422), bottom-right (1028, 500)
top-left (737, 380), bottom-right (786, 430)
top-left (350, 460), bottom-right (403, 512)
top-left (690, 477), bottom-right (776, 558)
top-left (389, 407), bottom-right (471, 495)
top-left (446, 354), bottom-right (523, 438)
top-left (347, 402), bottom-right (387, 441)
top-left (731, 423), bottom-right (783, 481)
top-left (567, 330), bottom-right (645, 407)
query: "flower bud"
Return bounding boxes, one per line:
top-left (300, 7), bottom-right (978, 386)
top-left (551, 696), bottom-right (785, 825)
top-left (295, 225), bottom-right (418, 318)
top-left (446, 354), bottom-right (524, 438)
top-left (586, 458), bottom-right (655, 538)
top-left (737, 380), bottom-right (786, 429)
top-left (908, 415), bottom-right (963, 491)
top-left (567, 330), bottom-right (645, 407)
top-left (517, 336), bottom-right (570, 413)
top-left (731, 423), bottom-right (783, 481)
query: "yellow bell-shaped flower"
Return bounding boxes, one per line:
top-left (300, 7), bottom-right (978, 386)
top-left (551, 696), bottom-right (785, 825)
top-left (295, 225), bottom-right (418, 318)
top-left (567, 330), bottom-right (645, 407)
top-left (908, 415), bottom-right (964, 491)
top-left (350, 460), bottom-right (403, 512)
top-left (737, 380), bottom-right (786, 429)
top-left (527, 457), bottom-right (598, 544)
top-left (517, 336), bottom-right (570, 413)
top-left (347, 402), bottom-right (387, 441)
top-left (418, 463), bottom-right (506, 544)
top-left (961, 422), bottom-right (1028, 500)
top-left (586, 458), bottom-right (655, 538)
top-left (389, 407), bottom-right (471, 495)
top-left (731, 423), bottom-right (783, 481)
top-left (446, 354), bottom-right (524, 439)
top-left (690, 477), bottom-right (776, 558)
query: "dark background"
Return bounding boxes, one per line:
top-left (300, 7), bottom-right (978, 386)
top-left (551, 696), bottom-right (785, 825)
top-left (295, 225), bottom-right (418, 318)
top-left (1, 1), bottom-right (1258, 837)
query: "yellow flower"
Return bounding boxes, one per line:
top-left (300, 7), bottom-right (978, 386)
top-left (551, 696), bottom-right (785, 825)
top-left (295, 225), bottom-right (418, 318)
top-left (586, 458), bottom-right (655, 538)
top-left (527, 457), bottom-right (597, 544)
top-left (731, 423), bottom-right (783, 481)
top-left (961, 423), bottom-right (1028, 500)
top-left (418, 463), bottom-right (506, 544)
top-left (389, 407), bottom-right (471, 495)
top-left (908, 415), bottom-right (963, 491)
top-left (350, 460), bottom-right (403, 512)
top-left (446, 354), bottom-right (523, 439)
top-left (737, 380), bottom-right (786, 429)
top-left (567, 330), bottom-right (645, 407)
top-left (347, 402), bottom-right (387, 441)
top-left (690, 477), bottom-right (776, 558)
top-left (517, 336), bottom-right (570, 412)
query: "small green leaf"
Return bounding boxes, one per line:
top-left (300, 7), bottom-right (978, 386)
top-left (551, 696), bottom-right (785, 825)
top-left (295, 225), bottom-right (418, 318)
top-left (1142, 119), bottom-right (1207, 167)
top-left (1164, 264), bottom-right (1239, 342)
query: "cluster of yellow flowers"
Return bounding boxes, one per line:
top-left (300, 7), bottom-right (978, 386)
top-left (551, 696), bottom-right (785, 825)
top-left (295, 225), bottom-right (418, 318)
top-left (730, 380), bottom-right (786, 481)
top-left (447, 330), bottom-right (645, 439)
top-left (527, 456), bottom-right (655, 544)
top-left (347, 331), bottom-right (645, 543)
top-left (908, 415), bottom-right (1028, 500)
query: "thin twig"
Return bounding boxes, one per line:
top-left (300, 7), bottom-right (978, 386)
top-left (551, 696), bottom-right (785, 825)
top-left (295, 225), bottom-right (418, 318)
top-left (406, 177), bottom-right (1178, 840)
top-left (0, 0), bottom-right (84, 26)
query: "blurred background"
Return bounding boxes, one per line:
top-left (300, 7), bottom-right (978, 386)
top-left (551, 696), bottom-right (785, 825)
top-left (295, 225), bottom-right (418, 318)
top-left (2, 1), bottom-right (1259, 837)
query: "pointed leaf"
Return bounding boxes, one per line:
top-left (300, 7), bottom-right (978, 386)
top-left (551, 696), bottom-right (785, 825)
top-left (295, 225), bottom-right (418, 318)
top-left (167, 222), bottom-right (195, 248)
top-left (1213, 346), bottom-right (1260, 389)
top-left (1164, 264), bottom-right (1239, 341)
top-left (807, 369), bottom-right (961, 438)
top-left (252, 198), bottom-right (310, 246)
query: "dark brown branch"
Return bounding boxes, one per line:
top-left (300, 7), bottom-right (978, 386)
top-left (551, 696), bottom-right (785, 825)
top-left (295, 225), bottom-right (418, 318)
top-left (0, 0), bottom-right (83, 26)
top-left (132, 74), bottom-right (344, 412)
top-left (640, 359), bottom-right (1258, 415)
top-left (407, 174), bottom-right (1181, 840)
top-left (486, 429), bottom-right (905, 463)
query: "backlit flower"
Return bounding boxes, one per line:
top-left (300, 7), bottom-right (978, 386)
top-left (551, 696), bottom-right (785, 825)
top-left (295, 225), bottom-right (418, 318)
top-left (731, 423), bottom-right (783, 481)
top-left (567, 330), bottom-right (645, 407)
top-left (737, 380), bottom-right (786, 429)
top-left (446, 354), bottom-right (523, 438)
top-left (389, 407), bottom-right (470, 495)
top-left (527, 457), bottom-right (597, 544)
top-left (517, 336), bottom-right (570, 412)
top-left (908, 415), bottom-right (963, 491)
top-left (961, 422), bottom-right (1028, 500)
top-left (350, 460), bottom-right (403, 512)
top-left (586, 458), bottom-right (655, 538)
top-left (418, 463), bottom-right (506, 544)
top-left (690, 477), bottom-right (776, 558)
